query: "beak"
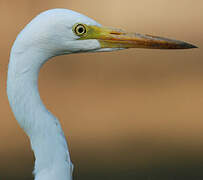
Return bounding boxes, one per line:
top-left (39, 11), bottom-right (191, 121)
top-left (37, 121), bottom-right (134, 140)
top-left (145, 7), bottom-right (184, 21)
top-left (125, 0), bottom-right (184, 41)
top-left (84, 26), bottom-right (197, 49)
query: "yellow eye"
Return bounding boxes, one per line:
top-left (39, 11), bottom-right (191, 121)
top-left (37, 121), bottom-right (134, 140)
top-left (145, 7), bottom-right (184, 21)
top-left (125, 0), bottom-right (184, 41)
top-left (74, 24), bottom-right (87, 36)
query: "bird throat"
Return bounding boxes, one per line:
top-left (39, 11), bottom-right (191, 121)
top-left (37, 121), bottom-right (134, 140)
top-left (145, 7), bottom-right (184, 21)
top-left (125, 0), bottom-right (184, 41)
top-left (7, 46), bottom-right (73, 180)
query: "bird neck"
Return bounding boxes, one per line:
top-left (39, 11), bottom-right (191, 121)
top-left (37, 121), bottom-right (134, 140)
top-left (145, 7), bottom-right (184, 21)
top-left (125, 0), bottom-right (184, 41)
top-left (7, 46), bottom-right (73, 180)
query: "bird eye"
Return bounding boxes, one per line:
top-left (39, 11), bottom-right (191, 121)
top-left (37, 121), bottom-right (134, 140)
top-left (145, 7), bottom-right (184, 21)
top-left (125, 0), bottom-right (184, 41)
top-left (74, 24), bottom-right (87, 36)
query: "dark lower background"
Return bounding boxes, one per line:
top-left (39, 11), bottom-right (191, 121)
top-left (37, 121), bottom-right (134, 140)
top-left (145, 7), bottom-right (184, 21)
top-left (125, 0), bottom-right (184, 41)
top-left (1, 0), bottom-right (203, 179)
top-left (2, 149), bottom-right (203, 180)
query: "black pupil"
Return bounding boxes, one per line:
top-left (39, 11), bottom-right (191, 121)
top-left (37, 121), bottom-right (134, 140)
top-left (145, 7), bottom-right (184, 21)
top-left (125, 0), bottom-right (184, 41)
top-left (78, 27), bottom-right (84, 33)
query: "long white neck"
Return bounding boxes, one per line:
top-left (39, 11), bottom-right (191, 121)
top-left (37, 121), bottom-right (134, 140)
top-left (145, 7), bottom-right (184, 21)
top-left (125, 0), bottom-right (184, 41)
top-left (7, 44), bottom-right (73, 180)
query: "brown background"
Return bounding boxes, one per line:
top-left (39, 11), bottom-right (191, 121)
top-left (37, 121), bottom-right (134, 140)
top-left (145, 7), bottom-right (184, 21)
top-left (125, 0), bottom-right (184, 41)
top-left (0, 0), bottom-right (203, 179)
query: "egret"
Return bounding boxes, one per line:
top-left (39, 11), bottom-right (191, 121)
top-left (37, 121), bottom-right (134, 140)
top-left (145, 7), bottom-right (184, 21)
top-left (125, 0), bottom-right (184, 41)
top-left (7, 9), bottom-right (196, 180)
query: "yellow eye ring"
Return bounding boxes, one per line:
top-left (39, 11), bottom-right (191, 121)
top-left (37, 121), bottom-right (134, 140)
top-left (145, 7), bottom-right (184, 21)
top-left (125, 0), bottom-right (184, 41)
top-left (74, 24), bottom-right (87, 36)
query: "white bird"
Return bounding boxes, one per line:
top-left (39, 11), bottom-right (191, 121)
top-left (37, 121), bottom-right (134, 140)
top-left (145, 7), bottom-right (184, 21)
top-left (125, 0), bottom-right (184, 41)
top-left (7, 9), bottom-right (196, 180)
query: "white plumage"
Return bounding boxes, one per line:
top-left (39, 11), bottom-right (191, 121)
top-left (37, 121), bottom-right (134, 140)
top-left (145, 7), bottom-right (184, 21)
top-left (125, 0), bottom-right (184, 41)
top-left (7, 8), bottom-right (196, 180)
top-left (7, 9), bottom-right (102, 180)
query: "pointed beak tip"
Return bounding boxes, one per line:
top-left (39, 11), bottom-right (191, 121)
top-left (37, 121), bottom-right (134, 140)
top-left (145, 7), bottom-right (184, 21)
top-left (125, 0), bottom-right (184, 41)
top-left (183, 42), bottom-right (198, 49)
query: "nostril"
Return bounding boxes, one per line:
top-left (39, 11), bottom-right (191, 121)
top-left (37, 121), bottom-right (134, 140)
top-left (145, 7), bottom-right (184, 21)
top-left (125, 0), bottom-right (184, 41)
top-left (110, 32), bottom-right (122, 35)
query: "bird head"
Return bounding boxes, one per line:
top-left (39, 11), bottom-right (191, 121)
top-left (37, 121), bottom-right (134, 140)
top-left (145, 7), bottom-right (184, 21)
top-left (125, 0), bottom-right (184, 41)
top-left (14, 9), bottom-right (196, 57)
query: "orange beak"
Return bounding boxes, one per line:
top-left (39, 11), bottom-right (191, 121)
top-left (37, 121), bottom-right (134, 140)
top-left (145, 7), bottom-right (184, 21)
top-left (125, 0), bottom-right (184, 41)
top-left (83, 25), bottom-right (197, 49)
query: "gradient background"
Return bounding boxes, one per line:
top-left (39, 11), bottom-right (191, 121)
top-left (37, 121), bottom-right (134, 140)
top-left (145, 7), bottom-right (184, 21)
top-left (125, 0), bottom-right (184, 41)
top-left (1, 0), bottom-right (203, 179)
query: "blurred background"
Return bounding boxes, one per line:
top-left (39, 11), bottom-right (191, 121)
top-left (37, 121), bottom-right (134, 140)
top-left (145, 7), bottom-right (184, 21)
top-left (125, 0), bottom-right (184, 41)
top-left (0, 0), bottom-right (203, 179)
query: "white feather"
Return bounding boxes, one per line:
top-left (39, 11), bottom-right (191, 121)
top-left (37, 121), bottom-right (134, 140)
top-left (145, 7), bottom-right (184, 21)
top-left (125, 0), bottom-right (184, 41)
top-left (7, 9), bottom-right (105, 180)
